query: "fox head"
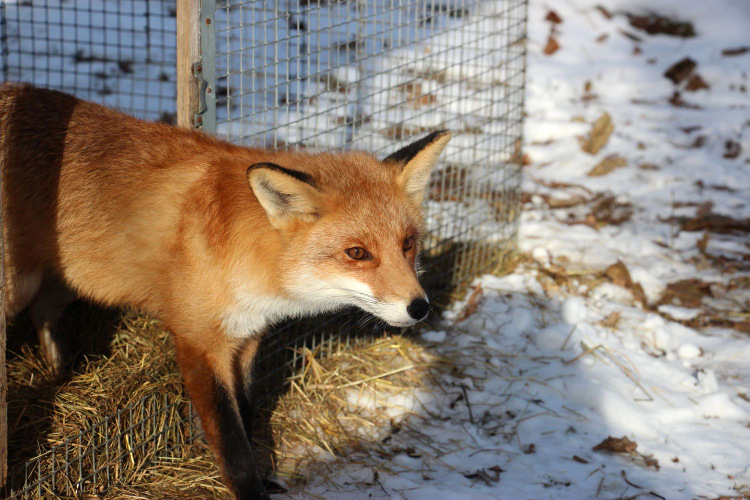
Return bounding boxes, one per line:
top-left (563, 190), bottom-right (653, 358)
top-left (246, 130), bottom-right (451, 328)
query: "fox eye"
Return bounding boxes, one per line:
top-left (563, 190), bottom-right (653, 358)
top-left (345, 247), bottom-right (370, 261)
top-left (403, 236), bottom-right (415, 252)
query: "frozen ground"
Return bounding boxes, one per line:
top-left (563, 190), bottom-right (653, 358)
top-left (291, 0), bottom-right (750, 498)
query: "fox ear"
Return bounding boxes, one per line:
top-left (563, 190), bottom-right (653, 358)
top-left (247, 163), bottom-right (321, 228)
top-left (385, 130), bottom-right (451, 206)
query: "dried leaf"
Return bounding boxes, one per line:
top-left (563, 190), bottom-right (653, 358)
top-left (722, 46), bottom-right (750, 57)
top-left (573, 455), bottom-right (589, 464)
top-left (456, 284), bottom-right (483, 323)
top-left (588, 155), bottom-right (627, 177)
top-left (604, 261), bottom-right (647, 305)
top-left (643, 455), bottom-right (660, 470)
top-left (685, 74), bottom-right (709, 92)
top-left (545, 10), bottom-right (562, 24)
top-left (544, 34), bottom-right (560, 55)
top-left (593, 436), bottom-right (638, 454)
top-left (658, 279), bottom-right (713, 308)
top-left (600, 311), bottom-right (622, 329)
top-left (664, 58), bottom-right (697, 84)
top-left (724, 140), bottom-right (742, 159)
top-left (627, 14), bottom-right (695, 38)
top-left (581, 112), bottom-right (614, 154)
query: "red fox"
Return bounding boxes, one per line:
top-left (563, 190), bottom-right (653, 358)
top-left (0, 82), bottom-right (450, 499)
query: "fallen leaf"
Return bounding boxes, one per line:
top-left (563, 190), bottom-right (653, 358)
top-left (593, 436), bottom-right (638, 454)
top-left (627, 14), bottom-right (696, 38)
top-left (658, 279), bottom-right (713, 308)
top-left (604, 261), bottom-right (647, 305)
top-left (545, 10), bottom-right (562, 24)
top-left (456, 284), bottom-right (483, 322)
top-left (587, 155), bottom-right (627, 176)
top-left (685, 74), bottom-right (709, 91)
top-left (664, 57), bottom-right (697, 84)
top-left (600, 311), bottom-right (622, 329)
top-left (580, 112), bottom-right (614, 154)
top-left (544, 34), bottom-right (560, 55)
top-left (643, 455), bottom-right (660, 470)
top-left (573, 455), bottom-right (589, 464)
top-left (663, 213), bottom-right (750, 234)
top-left (722, 46), bottom-right (750, 57)
top-left (596, 33), bottom-right (609, 43)
top-left (723, 140), bottom-right (742, 159)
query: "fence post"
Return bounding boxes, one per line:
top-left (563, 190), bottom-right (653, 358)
top-left (177, 0), bottom-right (201, 129)
top-left (176, 0), bottom-right (216, 133)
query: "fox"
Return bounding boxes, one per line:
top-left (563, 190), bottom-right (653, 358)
top-left (0, 82), bottom-right (450, 499)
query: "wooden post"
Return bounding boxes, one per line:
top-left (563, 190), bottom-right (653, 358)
top-left (177, 0), bottom-right (202, 129)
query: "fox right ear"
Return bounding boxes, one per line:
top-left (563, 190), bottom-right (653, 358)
top-left (385, 130), bottom-right (451, 206)
top-left (247, 163), bottom-right (321, 228)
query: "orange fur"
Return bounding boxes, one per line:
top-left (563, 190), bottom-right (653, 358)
top-left (0, 83), bottom-right (450, 498)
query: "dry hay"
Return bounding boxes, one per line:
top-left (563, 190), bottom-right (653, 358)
top-left (266, 336), bottom-right (440, 492)
top-left (6, 302), bottom-right (439, 498)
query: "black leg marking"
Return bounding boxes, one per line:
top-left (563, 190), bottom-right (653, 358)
top-left (214, 379), bottom-right (270, 500)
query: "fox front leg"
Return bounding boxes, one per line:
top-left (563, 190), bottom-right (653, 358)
top-left (174, 335), bottom-right (269, 500)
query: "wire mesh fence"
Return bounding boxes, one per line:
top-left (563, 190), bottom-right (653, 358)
top-left (0, 0), bottom-right (177, 123)
top-left (6, 394), bottom-right (199, 499)
top-left (1, 0), bottom-right (526, 496)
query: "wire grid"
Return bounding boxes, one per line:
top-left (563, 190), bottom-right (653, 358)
top-left (6, 394), bottom-right (199, 499)
top-left (2, 0), bottom-right (526, 495)
top-left (216, 0), bottom-right (527, 388)
top-left (0, 0), bottom-right (177, 123)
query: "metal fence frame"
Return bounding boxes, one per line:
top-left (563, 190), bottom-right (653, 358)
top-left (1, 0), bottom-right (527, 496)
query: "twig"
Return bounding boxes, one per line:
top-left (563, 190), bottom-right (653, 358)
top-left (460, 383), bottom-right (474, 424)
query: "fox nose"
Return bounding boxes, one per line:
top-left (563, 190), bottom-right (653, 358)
top-left (407, 298), bottom-right (429, 321)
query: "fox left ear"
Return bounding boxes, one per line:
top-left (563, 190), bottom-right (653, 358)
top-left (247, 162), bottom-right (321, 229)
top-left (385, 130), bottom-right (451, 206)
